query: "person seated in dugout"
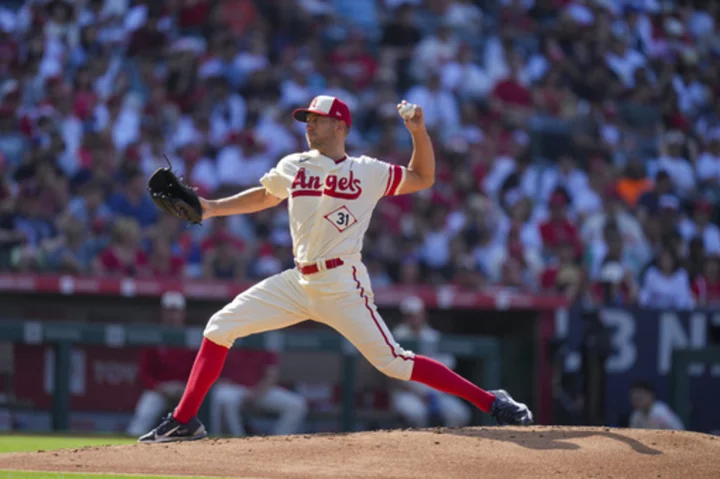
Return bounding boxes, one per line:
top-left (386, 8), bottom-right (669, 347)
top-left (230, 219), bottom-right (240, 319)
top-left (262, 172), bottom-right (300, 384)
top-left (126, 291), bottom-right (196, 436)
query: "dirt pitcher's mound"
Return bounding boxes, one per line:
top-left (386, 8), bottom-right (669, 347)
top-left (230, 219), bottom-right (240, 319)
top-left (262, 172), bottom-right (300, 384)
top-left (2, 426), bottom-right (720, 479)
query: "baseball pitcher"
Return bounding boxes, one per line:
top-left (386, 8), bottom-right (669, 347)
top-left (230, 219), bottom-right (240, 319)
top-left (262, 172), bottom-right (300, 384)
top-left (139, 96), bottom-right (533, 443)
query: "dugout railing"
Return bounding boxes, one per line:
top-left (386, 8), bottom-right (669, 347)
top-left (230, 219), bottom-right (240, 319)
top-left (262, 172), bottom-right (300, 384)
top-left (0, 319), bottom-right (501, 432)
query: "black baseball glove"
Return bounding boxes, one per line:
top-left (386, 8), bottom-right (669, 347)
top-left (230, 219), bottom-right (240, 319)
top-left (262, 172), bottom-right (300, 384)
top-left (147, 156), bottom-right (203, 225)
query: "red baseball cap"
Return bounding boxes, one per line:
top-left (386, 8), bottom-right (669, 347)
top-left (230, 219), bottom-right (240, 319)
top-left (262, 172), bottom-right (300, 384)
top-left (293, 95), bottom-right (352, 128)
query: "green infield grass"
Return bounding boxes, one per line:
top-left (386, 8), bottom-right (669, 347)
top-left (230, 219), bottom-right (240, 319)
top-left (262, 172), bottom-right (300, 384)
top-left (0, 434), bottom-right (135, 454)
top-left (0, 435), bottom-right (234, 479)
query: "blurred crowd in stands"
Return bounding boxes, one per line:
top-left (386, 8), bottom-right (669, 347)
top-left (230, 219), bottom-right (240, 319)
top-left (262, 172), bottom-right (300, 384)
top-left (1, 0), bottom-right (720, 309)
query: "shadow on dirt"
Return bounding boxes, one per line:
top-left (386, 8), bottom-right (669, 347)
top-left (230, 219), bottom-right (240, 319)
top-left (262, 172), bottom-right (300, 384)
top-left (444, 428), bottom-right (663, 455)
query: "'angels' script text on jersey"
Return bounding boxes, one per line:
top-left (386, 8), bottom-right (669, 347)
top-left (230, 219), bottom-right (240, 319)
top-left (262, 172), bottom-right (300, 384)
top-left (291, 168), bottom-right (363, 200)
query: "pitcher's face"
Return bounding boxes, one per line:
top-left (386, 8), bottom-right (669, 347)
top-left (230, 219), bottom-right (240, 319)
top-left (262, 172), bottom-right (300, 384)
top-left (305, 113), bottom-right (342, 149)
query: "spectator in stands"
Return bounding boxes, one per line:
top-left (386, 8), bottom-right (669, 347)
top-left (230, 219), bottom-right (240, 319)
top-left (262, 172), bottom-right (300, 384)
top-left (106, 168), bottom-right (158, 228)
top-left (639, 247), bottom-right (695, 310)
top-left (695, 129), bottom-right (720, 192)
top-left (64, 179), bottom-right (111, 232)
top-left (628, 381), bottom-right (684, 430)
top-left (701, 255), bottom-right (720, 304)
top-left (41, 215), bottom-right (98, 274)
top-left (93, 216), bottom-right (149, 277)
top-left (149, 235), bottom-right (186, 279)
top-left (636, 169), bottom-right (674, 225)
top-left (210, 342), bottom-right (308, 437)
top-left (582, 186), bottom-right (650, 271)
top-left (127, 291), bottom-right (197, 437)
top-left (201, 231), bottom-right (246, 280)
top-left (680, 199), bottom-right (720, 256)
top-left (3, 0), bottom-right (720, 299)
top-left (653, 130), bottom-right (696, 197)
top-left (539, 191), bottom-right (582, 259)
top-left (390, 296), bottom-right (471, 428)
top-left (380, 4), bottom-right (424, 92)
top-left (540, 240), bottom-right (585, 303)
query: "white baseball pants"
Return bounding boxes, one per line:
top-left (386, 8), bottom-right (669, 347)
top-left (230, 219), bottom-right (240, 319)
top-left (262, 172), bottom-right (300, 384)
top-left (203, 257), bottom-right (416, 381)
top-left (210, 382), bottom-right (308, 436)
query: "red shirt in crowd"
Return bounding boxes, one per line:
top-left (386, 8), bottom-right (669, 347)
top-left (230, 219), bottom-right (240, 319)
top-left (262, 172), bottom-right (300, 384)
top-left (539, 219), bottom-right (582, 255)
top-left (138, 347), bottom-right (196, 390)
top-left (98, 246), bottom-right (150, 276)
top-left (220, 349), bottom-right (279, 388)
top-left (151, 255), bottom-right (186, 278)
top-left (492, 79), bottom-right (532, 107)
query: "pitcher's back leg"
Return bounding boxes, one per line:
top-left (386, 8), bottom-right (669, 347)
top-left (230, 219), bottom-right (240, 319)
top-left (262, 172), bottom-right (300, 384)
top-left (313, 264), bottom-right (533, 427)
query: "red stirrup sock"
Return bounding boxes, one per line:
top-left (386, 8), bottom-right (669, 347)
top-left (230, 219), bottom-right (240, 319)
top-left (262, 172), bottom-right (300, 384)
top-left (410, 354), bottom-right (496, 412)
top-left (174, 337), bottom-right (229, 424)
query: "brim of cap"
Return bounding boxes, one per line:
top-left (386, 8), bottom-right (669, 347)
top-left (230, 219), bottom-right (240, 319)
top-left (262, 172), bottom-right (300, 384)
top-left (292, 108), bottom-right (331, 123)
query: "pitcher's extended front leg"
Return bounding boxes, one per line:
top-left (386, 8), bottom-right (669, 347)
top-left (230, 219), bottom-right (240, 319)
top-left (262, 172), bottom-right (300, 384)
top-left (138, 269), bottom-right (310, 443)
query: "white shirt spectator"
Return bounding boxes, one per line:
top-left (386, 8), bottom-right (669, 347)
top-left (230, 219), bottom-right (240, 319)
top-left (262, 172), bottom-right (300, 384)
top-left (124, 4), bottom-right (148, 32)
top-left (695, 150), bottom-right (720, 185)
top-left (111, 105), bottom-right (140, 152)
top-left (216, 145), bottom-right (272, 187)
top-left (539, 167), bottom-right (590, 203)
top-left (581, 211), bottom-right (651, 266)
top-left (233, 51), bottom-right (270, 81)
top-left (482, 155), bottom-right (515, 201)
top-left (573, 187), bottom-right (603, 220)
top-left (688, 9), bottom-right (714, 40)
top-left (613, 13), bottom-right (654, 54)
top-left (444, 1), bottom-right (483, 35)
top-left (679, 219), bottom-right (720, 255)
top-left (210, 94), bottom-right (247, 140)
top-left (190, 156), bottom-right (220, 194)
top-left (629, 400), bottom-right (685, 430)
top-left (673, 75), bottom-right (709, 116)
top-left (605, 47), bottom-right (647, 87)
top-left (39, 39), bottom-right (64, 79)
top-left (405, 85), bottom-right (460, 136)
top-left (496, 216), bottom-right (544, 253)
top-left (473, 240), bottom-right (507, 282)
top-left (564, 1), bottom-right (595, 26)
top-left (255, 118), bottom-right (297, 158)
top-left (60, 114), bottom-right (83, 160)
top-left (587, 242), bottom-right (641, 280)
top-left (639, 267), bottom-right (695, 310)
top-left (420, 228), bottom-right (452, 269)
top-left (280, 77), bottom-right (314, 108)
top-left (652, 155), bottom-right (696, 196)
top-left (525, 54), bottom-right (549, 84)
top-left (441, 60), bottom-right (493, 100)
top-left (93, 56), bottom-right (123, 101)
top-left (412, 34), bottom-right (459, 79)
top-left (171, 115), bottom-right (225, 149)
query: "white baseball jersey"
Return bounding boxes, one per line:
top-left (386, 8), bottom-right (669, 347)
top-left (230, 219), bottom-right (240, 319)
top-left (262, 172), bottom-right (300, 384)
top-left (205, 148), bottom-right (416, 383)
top-left (260, 149), bottom-right (407, 263)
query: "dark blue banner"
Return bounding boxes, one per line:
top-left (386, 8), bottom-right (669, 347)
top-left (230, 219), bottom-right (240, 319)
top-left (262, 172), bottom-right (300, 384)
top-left (558, 308), bottom-right (720, 433)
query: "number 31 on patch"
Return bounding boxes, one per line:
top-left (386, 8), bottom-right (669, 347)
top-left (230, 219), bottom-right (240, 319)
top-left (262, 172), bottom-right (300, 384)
top-left (324, 205), bottom-right (358, 232)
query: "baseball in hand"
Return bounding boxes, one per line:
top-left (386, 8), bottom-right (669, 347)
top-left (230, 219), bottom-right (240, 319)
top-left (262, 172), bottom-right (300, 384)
top-left (398, 101), bottom-right (417, 120)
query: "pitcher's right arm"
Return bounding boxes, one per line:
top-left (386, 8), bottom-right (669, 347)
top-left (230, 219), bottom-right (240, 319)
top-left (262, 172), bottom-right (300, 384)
top-left (200, 187), bottom-right (282, 220)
